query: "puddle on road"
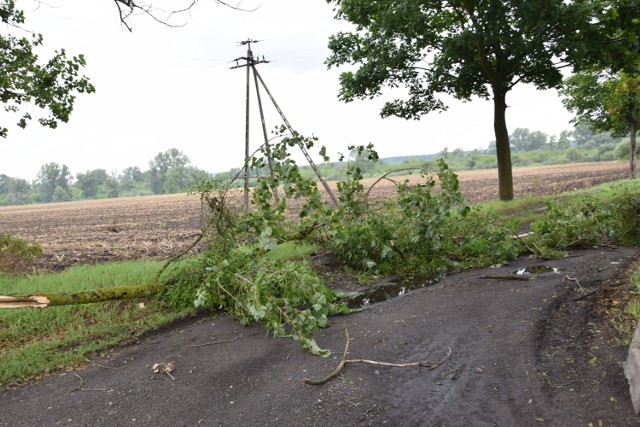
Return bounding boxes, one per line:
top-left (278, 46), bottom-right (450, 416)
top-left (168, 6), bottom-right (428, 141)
top-left (343, 275), bottom-right (440, 309)
top-left (513, 266), bottom-right (563, 275)
top-left (341, 266), bottom-right (563, 308)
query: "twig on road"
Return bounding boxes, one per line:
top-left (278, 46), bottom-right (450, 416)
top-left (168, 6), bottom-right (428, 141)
top-left (188, 335), bottom-right (242, 348)
top-left (303, 323), bottom-right (452, 385)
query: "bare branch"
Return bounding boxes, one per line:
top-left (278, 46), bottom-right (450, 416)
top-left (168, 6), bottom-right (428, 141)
top-left (303, 324), bottom-right (453, 385)
top-left (112, 0), bottom-right (256, 32)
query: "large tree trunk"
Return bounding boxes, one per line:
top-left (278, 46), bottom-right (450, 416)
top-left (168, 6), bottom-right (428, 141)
top-left (0, 283), bottom-right (163, 309)
top-left (630, 119), bottom-right (637, 179)
top-left (493, 89), bottom-right (514, 201)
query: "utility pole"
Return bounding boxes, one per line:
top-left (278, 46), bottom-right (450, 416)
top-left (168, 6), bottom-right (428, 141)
top-left (231, 39), bottom-right (270, 211)
top-left (231, 40), bottom-right (338, 209)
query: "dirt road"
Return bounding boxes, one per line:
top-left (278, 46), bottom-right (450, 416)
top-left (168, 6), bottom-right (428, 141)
top-left (2, 246), bottom-right (638, 426)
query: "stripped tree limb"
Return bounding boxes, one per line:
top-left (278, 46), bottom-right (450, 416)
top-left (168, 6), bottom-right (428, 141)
top-left (188, 335), bottom-right (242, 348)
top-left (0, 282), bottom-right (163, 309)
top-left (303, 323), bottom-right (452, 385)
top-left (481, 274), bottom-right (531, 281)
top-left (303, 323), bottom-right (350, 385)
top-left (72, 373), bottom-right (107, 392)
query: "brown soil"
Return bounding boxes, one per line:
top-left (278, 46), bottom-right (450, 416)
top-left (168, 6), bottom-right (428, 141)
top-left (0, 161), bottom-right (629, 271)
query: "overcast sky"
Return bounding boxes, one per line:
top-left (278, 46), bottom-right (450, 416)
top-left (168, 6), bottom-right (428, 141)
top-left (1, 0), bottom-right (575, 181)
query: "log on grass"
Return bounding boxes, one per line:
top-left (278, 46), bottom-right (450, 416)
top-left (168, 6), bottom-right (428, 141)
top-left (0, 283), bottom-right (163, 309)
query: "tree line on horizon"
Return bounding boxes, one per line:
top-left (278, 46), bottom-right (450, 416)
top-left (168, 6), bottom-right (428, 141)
top-left (0, 125), bottom-right (629, 207)
top-left (0, 148), bottom-right (208, 206)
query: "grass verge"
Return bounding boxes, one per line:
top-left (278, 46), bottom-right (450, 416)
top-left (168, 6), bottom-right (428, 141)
top-left (0, 261), bottom-right (194, 388)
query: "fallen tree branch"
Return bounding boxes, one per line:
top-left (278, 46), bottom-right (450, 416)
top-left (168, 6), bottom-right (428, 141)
top-left (347, 347), bottom-right (451, 370)
top-left (303, 324), bottom-right (452, 385)
top-left (481, 275), bottom-right (531, 281)
top-left (0, 282), bottom-right (163, 309)
top-left (188, 335), bottom-right (242, 348)
top-left (72, 373), bottom-right (107, 392)
top-left (563, 274), bottom-right (583, 291)
top-left (303, 323), bottom-right (350, 385)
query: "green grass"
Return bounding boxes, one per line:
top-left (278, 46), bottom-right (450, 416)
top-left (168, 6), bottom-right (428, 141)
top-left (478, 178), bottom-right (640, 228)
top-left (626, 270), bottom-right (640, 322)
top-left (0, 260), bottom-right (194, 388)
top-left (235, 241), bottom-right (317, 262)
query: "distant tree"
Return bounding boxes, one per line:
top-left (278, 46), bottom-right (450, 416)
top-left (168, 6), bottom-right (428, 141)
top-left (325, 0), bottom-right (635, 200)
top-left (486, 141), bottom-right (497, 155)
top-left (162, 168), bottom-right (189, 194)
top-left (75, 169), bottom-right (109, 199)
top-left (36, 163), bottom-right (71, 202)
top-left (562, 69), bottom-right (640, 178)
top-left (122, 166), bottom-right (144, 182)
top-left (451, 148), bottom-right (465, 158)
top-left (571, 124), bottom-right (595, 146)
top-left (118, 166), bottom-right (143, 192)
top-left (565, 147), bottom-right (581, 162)
top-left (556, 130), bottom-right (573, 150)
top-left (510, 128), bottom-right (532, 152)
top-left (52, 185), bottom-right (70, 202)
top-left (0, 174), bottom-right (31, 205)
top-left (528, 131), bottom-right (549, 151)
top-left (148, 148), bottom-right (189, 194)
top-left (0, 174), bottom-right (9, 195)
top-left (146, 148), bottom-right (208, 194)
top-left (104, 170), bottom-right (120, 198)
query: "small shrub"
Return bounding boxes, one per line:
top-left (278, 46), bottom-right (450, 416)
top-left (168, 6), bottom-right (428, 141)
top-left (0, 233), bottom-right (43, 273)
top-left (609, 192), bottom-right (640, 245)
top-left (527, 199), bottom-right (612, 251)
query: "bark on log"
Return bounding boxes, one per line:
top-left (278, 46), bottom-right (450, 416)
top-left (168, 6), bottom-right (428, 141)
top-left (0, 283), bottom-right (163, 309)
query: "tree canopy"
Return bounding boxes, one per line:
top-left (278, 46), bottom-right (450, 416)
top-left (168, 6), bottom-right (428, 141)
top-left (0, 0), bottom-right (95, 138)
top-left (36, 162), bottom-right (72, 202)
top-left (562, 69), bottom-right (640, 178)
top-left (325, 0), bottom-right (638, 200)
top-left (1, 0), bottom-right (242, 138)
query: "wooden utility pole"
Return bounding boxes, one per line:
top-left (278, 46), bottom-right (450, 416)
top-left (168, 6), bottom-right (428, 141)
top-left (231, 39), bottom-right (269, 211)
top-left (251, 60), bottom-right (279, 201)
top-left (231, 40), bottom-right (338, 209)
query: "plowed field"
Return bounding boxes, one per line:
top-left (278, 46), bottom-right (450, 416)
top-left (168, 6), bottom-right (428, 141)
top-left (0, 161), bottom-right (629, 270)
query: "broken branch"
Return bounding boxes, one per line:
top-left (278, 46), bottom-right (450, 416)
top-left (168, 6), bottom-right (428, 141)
top-left (0, 282), bottom-right (163, 309)
top-left (188, 335), bottom-right (242, 348)
top-left (481, 275), bottom-right (531, 281)
top-left (303, 323), bottom-right (350, 385)
top-left (303, 324), bottom-right (452, 385)
top-left (72, 373), bottom-right (107, 392)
